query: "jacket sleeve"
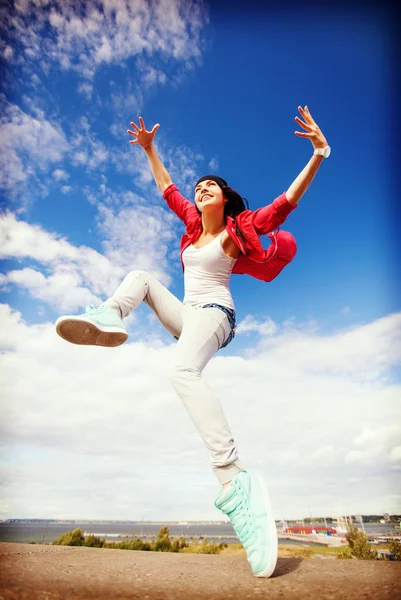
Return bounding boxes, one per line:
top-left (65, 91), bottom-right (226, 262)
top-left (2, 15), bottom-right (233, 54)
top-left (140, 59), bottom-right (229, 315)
top-left (251, 192), bottom-right (297, 235)
top-left (163, 184), bottom-right (198, 227)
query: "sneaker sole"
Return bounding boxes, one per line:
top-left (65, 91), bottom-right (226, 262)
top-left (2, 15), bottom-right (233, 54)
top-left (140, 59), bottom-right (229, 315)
top-left (253, 473), bottom-right (278, 578)
top-left (56, 317), bottom-right (128, 347)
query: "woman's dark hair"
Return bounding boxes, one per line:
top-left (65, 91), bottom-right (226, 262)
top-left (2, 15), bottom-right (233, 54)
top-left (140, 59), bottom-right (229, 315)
top-left (195, 185), bottom-right (250, 244)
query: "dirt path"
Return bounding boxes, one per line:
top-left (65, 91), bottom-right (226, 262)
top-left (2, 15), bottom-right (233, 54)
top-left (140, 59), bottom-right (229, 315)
top-left (0, 542), bottom-right (399, 599)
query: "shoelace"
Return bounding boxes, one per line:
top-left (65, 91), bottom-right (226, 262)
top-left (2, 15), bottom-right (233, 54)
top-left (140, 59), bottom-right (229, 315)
top-left (85, 304), bottom-right (104, 314)
top-left (227, 481), bottom-right (255, 544)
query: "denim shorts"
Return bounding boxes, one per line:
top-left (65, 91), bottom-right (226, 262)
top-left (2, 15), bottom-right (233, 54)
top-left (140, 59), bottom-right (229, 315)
top-left (201, 303), bottom-right (236, 349)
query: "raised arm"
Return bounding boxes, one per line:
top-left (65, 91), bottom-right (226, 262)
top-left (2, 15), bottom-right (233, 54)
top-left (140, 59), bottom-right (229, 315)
top-left (251, 107), bottom-right (329, 234)
top-left (127, 117), bottom-right (172, 193)
top-left (286, 106), bottom-right (329, 206)
top-left (127, 117), bottom-right (197, 226)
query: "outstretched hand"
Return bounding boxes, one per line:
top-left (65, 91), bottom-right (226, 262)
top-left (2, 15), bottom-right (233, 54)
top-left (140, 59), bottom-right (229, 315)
top-left (127, 117), bottom-right (160, 149)
top-left (294, 106), bottom-right (328, 150)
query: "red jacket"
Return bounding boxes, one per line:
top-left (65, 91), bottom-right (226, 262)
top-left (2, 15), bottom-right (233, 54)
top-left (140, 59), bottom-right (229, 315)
top-left (163, 184), bottom-right (298, 282)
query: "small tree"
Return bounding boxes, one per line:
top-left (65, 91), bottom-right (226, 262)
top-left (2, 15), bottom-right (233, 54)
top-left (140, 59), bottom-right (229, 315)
top-left (53, 528), bottom-right (85, 546)
top-left (154, 526), bottom-right (172, 552)
top-left (157, 526), bottom-right (170, 538)
top-left (179, 536), bottom-right (188, 549)
top-left (345, 524), bottom-right (377, 560)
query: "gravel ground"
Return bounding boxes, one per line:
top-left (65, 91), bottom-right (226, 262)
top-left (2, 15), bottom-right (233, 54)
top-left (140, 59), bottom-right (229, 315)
top-left (0, 542), bottom-right (400, 600)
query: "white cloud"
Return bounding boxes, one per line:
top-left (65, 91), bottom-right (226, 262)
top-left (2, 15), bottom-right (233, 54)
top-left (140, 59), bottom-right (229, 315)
top-left (208, 157), bottom-right (219, 171)
top-left (110, 140), bottom-right (154, 187)
top-left (0, 199), bottom-right (182, 311)
top-left (69, 117), bottom-right (109, 172)
top-left (77, 81), bottom-right (93, 100)
top-left (3, 45), bottom-right (13, 60)
top-left (0, 212), bottom-right (77, 264)
top-left (345, 426), bottom-right (401, 466)
top-left (60, 185), bottom-right (73, 194)
top-left (72, 150), bottom-right (88, 165)
top-left (81, 178), bottom-right (184, 284)
top-left (1, 0), bottom-right (210, 208)
top-left (0, 212), bottom-right (124, 311)
top-left (5, 0), bottom-right (208, 81)
top-left (390, 446), bottom-right (401, 463)
top-left (236, 314), bottom-right (278, 336)
top-left (3, 267), bottom-right (101, 312)
top-left (250, 312), bottom-right (401, 382)
top-left (52, 169), bottom-right (69, 181)
top-left (135, 60), bottom-right (168, 88)
top-left (1, 303), bottom-right (400, 520)
top-left (30, 73), bottom-right (41, 86)
top-left (0, 98), bottom-right (69, 199)
top-left (96, 202), bottom-right (178, 286)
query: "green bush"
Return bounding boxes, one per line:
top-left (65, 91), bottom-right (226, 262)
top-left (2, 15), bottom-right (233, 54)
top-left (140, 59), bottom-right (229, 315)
top-left (50, 526), bottom-right (222, 555)
top-left (389, 539), bottom-right (401, 561)
top-left (154, 536), bottom-right (172, 552)
top-left (84, 534), bottom-right (104, 548)
top-left (53, 528), bottom-right (85, 546)
top-left (189, 538), bottom-right (221, 554)
top-left (129, 539), bottom-right (149, 551)
top-left (104, 538), bottom-right (151, 551)
top-left (337, 547), bottom-right (353, 560)
top-left (141, 541), bottom-right (152, 551)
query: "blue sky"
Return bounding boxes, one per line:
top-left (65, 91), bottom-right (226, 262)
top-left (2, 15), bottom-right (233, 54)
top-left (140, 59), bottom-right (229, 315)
top-left (0, 0), bottom-right (400, 522)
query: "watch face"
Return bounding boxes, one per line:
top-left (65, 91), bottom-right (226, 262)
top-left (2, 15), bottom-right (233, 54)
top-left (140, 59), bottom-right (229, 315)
top-left (324, 146), bottom-right (331, 158)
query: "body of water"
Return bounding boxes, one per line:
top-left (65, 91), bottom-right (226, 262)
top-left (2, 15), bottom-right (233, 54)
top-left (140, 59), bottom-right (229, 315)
top-left (0, 521), bottom-right (398, 546)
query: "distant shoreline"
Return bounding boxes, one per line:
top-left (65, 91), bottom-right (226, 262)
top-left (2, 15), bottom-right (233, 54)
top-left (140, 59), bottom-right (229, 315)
top-left (1, 519), bottom-right (231, 524)
top-left (3, 519), bottom-right (399, 525)
top-left (2, 520), bottom-right (399, 548)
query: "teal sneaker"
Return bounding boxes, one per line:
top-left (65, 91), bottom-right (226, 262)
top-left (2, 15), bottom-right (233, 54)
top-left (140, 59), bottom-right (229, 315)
top-left (55, 303), bottom-right (128, 347)
top-left (215, 470), bottom-right (278, 577)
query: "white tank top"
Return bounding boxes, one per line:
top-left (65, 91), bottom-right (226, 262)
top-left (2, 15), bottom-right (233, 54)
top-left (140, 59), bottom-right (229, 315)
top-left (182, 230), bottom-right (237, 310)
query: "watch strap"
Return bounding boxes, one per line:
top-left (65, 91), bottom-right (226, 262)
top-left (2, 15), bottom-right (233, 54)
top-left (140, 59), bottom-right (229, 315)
top-left (314, 146), bottom-right (330, 158)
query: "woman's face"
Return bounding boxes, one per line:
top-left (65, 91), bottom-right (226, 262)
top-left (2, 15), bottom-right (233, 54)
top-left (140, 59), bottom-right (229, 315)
top-left (194, 180), bottom-right (227, 212)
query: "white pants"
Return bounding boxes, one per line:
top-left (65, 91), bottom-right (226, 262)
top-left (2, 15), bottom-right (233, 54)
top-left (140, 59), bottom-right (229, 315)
top-left (109, 270), bottom-right (243, 485)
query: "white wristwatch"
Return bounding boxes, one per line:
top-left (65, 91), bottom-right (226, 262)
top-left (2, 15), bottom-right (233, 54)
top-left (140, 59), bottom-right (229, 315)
top-left (314, 145), bottom-right (331, 158)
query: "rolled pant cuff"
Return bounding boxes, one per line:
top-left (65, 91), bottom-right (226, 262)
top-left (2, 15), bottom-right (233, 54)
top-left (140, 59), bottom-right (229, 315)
top-left (212, 461), bottom-right (244, 485)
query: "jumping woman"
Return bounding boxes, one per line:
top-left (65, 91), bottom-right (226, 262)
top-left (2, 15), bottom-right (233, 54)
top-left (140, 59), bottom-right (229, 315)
top-left (55, 106), bottom-right (330, 578)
